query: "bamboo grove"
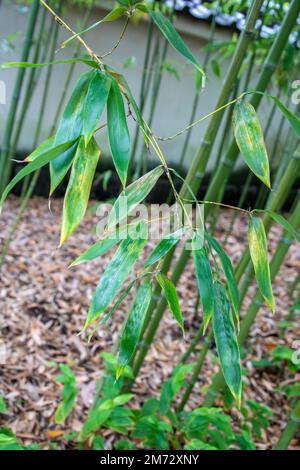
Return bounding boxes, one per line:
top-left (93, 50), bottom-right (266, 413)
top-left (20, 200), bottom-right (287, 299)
top-left (0, 0), bottom-right (300, 451)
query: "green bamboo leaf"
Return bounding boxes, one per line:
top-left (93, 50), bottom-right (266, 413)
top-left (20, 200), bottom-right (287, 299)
top-left (212, 282), bottom-right (242, 405)
top-left (50, 142), bottom-right (79, 195)
top-left (2, 58), bottom-right (99, 69)
top-left (55, 70), bottom-right (100, 145)
top-left (117, 282), bottom-right (152, 378)
top-left (60, 137), bottom-right (100, 245)
top-left (144, 227), bottom-right (185, 268)
top-left (83, 71), bottom-right (111, 146)
top-left (60, 7), bottom-right (127, 49)
top-left (100, 280), bottom-right (136, 326)
top-left (148, 9), bottom-right (205, 80)
top-left (192, 236), bottom-right (214, 332)
top-left (248, 216), bottom-right (275, 313)
top-left (27, 136), bottom-right (79, 195)
top-left (206, 234), bottom-right (239, 324)
top-left (233, 101), bottom-right (271, 188)
top-left (270, 95), bottom-right (300, 140)
top-left (69, 223), bottom-right (138, 267)
top-left (25, 136), bottom-right (54, 161)
top-left (86, 222), bottom-right (147, 327)
top-left (107, 166), bottom-right (163, 230)
top-left (156, 273), bottom-right (184, 335)
top-left (0, 140), bottom-right (76, 212)
top-left (253, 209), bottom-right (300, 243)
top-left (107, 77), bottom-right (131, 187)
top-left (109, 70), bottom-right (146, 134)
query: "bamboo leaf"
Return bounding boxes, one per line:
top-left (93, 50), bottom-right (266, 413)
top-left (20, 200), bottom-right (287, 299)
top-left (60, 137), bottom-right (100, 246)
top-left (55, 70), bottom-right (98, 145)
top-left (27, 137), bottom-right (79, 195)
top-left (0, 140), bottom-right (76, 212)
top-left (270, 95), bottom-right (300, 140)
top-left (212, 282), bottom-right (242, 405)
top-left (25, 136), bottom-right (54, 161)
top-left (156, 273), bottom-right (184, 335)
top-left (109, 70), bottom-right (146, 134)
top-left (233, 101), bottom-right (271, 188)
top-left (107, 166), bottom-right (164, 230)
top-left (50, 142), bottom-right (79, 195)
top-left (83, 71), bottom-right (111, 146)
top-left (253, 209), bottom-right (300, 243)
top-left (192, 236), bottom-right (214, 332)
top-left (86, 222), bottom-right (147, 327)
top-left (107, 77), bottom-right (131, 187)
top-left (147, 9), bottom-right (205, 80)
top-left (144, 227), bottom-right (185, 268)
top-left (248, 216), bottom-right (275, 313)
top-left (117, 282), bottom-right (152, 379)
top-left (100, 280), bottom-right (136, 326)
top-left (2, 58), bottom-right (99, 69)
top-left (206, 234), bottom-right (239, 324)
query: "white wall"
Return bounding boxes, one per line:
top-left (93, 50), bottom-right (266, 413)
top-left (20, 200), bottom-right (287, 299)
top-left (0, 2), bottom-right (286, 172)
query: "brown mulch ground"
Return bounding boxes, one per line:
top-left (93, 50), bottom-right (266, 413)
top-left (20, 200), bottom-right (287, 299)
top-left (0, 196), bottom-right (299, 450)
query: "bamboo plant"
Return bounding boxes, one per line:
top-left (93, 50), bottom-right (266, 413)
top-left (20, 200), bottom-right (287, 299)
top-left (1, 0), bottom-right (299, 430)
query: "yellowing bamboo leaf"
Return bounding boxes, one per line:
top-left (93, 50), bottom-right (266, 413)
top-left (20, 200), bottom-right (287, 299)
top-left (248, 216), bottom-right (275, 313)
top-left (117, 282), bottom-right (152, 378)
top-left (60, 137), bottom-right (100, 245)
top-left (212, 282), bottom-right (242, 405)
top-left (86, 222), bottom-right (147, 327)
top-left (0, 140), bottom-right (76, 212)
top-left (156, 273), bottom-right (184, 335)
top-left (233, 101), bottom-right (271, 188)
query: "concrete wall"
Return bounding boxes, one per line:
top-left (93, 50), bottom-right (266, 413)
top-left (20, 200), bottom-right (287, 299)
top-left (0, 1), bottom-right (286, 172)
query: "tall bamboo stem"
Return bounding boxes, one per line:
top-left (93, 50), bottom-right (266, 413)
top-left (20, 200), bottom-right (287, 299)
top-left (275, 400), bottom-right (300, 450)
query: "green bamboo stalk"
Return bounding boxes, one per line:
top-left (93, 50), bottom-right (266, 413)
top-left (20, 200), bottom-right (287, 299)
top-left (178, 5), bottom-right (218, 170)
top-left (181, 323), bottom-right (204, 363)
top-left (137, 1), bottom-right (177, 176)
top-left (0, 0), bottom-right (40, 194)
top-left (11, 6), bottom-right (48, 154)
top-left (202, 192), bottom-right (300, 407)
top-left (177, 329), bottom-right (213, 412)
top-left (274, 400), bottom-right (300, 450)
top-left (127, 2), bottom-right (155, 179)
